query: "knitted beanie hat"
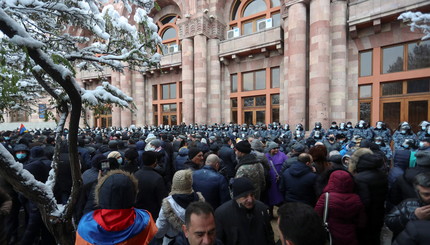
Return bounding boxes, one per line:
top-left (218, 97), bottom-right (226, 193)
top-left (232, 177), bottom-right (255, 199)
top-left (170, 169), bottom-right (193, 195)
top-left (188, 147), bottom-right (202, 160)
top-left (235, 140), bottom-right (252, 154)
top-left (266, 141), bottom-right (279, 152)
top-left (107, 151), bottom-right (121, 159)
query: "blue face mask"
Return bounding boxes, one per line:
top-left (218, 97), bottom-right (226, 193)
top-left (4, 137), bottom-right (10, 140)
top-left (419, 142), bottom-right (426, 149)
top-left (16, 153), bottom-right (27, 159)
top-left (117, 158), bottom-right (123, 165)
top-left (402, 144), bottom-right (409, 149)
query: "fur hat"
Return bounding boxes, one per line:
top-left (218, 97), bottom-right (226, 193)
top-left (170, 169), bottom-right (193, 195)
top-left (235, 140), bottom-right (252, 154)
top-left (107, 151), bottom-right (121, 159)
top-left (232, 177), bottom-right (255, 199)
top-left (415, 151), bottom-right (430, 167)
top-left (266, 142), bottom-right (279, 152)
top-left (348, 148), bottom-right (373, 173)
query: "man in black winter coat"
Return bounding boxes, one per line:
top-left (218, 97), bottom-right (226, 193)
top-left (134, 151), bottom-right (168, 220)
top-left (386, 172), bottom-right (430, 239)
top-left (215, 177), bottom-right (274, 245)
top-left (351, 149), bottom-right (388, 245)
top-left (217, 138), bottom-right (237, 180)
top-left (393, 220), bottom-right (430, 245)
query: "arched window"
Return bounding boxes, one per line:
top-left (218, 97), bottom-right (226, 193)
top-left (230, 0), bottom-right (281, 36)
top-left (157, 15), bottom-right (180, 55)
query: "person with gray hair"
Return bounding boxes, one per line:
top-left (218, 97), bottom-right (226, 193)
top-left (386, 172), bottom-right (430, 240)
top-left (192, 154), bottom-right (230, 210)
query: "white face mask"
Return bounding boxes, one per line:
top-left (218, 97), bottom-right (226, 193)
top-left (376, 122), bottom-right (382, 129)
top-left (401, 130), bottom-right (406, 134)
top-left (359, 124), bottom-right (364, 128)
top-left (422, 126), bottom-right (427, 131)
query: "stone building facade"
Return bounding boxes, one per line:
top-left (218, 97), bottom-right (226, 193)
top-left (19, 0), bottom-right (430, 131)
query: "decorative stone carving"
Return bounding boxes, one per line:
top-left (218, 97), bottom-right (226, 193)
top-left (178, 15), bottom-right (226, 40)
top-left (285, 0), bottom-right (310, 8)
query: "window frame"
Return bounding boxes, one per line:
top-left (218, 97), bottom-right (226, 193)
top-left (157, 14), bottom-right (181, 55)
top-left (229, 0), bottom-right (281, 35)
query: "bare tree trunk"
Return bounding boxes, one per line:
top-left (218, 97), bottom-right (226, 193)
top-left (0, 13), bottom-right (83, 244)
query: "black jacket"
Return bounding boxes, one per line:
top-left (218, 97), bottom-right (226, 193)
top-left (279, 161), bottom-right (317, 206)
top-left (354, 154), bottom-right (388, 245)
top-left (218, 145), bottom-right (237, 179)
top-left (168, 231), bottom-right (224, 245)
top-left (389, 166), bottom-right (430, 205)
top-left (385, 198), bottom-right (423, 238)
top-left (393, 220), bottom-right (430, 245)
top-left (134, 166), bottom-right (168, 220)
top-left (214, 199), bottom-right (274, 245)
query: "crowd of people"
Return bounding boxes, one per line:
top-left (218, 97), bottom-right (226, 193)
top-left (0, 119), bottom-right (430, 244)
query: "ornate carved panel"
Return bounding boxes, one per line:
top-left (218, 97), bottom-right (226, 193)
top-left (178, 16), bottom-right (226, 40)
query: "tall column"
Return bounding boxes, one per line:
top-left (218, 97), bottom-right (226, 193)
top-left (133, 70), bottom-right (145, 126)
top-left (193, 34), bottom-right (208, 124)
top-left (111, 71), bottom-right (121, 127)
top-left (120, 68), bottom-right (132, 127)
top-left (287, 2), bottom-right (307, 126)
top-left (181, 38), bottom-right (195, 124)
top-left (309, 0), bottom-right (331, 128)
top-left (208, 38), bottom-right (221, 124)
top-left (330, 0), bottom-right (347, 123)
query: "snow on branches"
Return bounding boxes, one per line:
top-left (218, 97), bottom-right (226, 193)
top-left (82, 81), bottom-right (134, 108)
top-left (398, 11), bottom-right (430, 40)
top-left (0, 0), bottom-right (162, 72)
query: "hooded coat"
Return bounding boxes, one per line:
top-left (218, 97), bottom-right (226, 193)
top-left (174, 147), bottom-right (189, 171)
top-left (76, 170), bottom-right (158, 245)
top-left (155, 192), bottom-right (204, 245)
top-left (315, 170), bottom-right (366, 245)
top-left (351, 149), bottom-right (388, 245)
top-left (388, 149), bottom-right (411, 189)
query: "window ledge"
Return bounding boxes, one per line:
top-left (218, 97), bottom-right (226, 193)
top-left (219, 26), bottom-right (283, 59)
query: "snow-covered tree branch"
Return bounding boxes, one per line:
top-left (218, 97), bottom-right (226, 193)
top-left (0, 0), bottom-right (161, 243)
top-left (398, 11), bottom-right (430, 40)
